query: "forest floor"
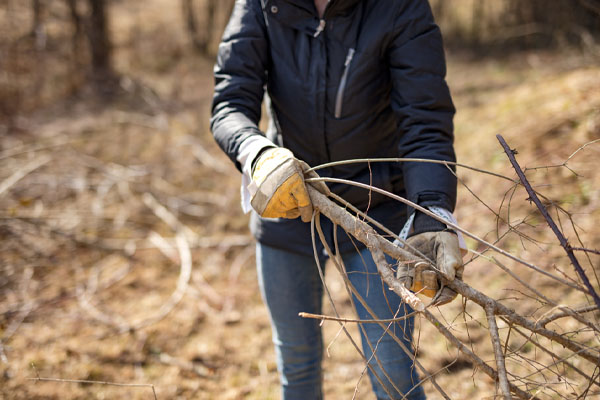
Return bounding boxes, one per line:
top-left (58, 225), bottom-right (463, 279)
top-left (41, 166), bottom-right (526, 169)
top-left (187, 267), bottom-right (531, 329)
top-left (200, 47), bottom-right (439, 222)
top-left (1, 2), bottom-right (599, 399)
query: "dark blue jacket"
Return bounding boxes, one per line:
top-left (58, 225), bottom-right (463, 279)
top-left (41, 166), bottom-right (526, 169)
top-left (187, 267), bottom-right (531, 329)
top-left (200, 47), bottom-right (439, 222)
top-left (211, 0), bottom-right (456, 255)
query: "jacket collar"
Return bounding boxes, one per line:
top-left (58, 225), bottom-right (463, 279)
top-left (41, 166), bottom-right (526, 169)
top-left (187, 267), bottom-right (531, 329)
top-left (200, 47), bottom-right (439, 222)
top-left (265, 0), bottom-right (362, 37)
top-left (279, 0), bottom-right (362, 18)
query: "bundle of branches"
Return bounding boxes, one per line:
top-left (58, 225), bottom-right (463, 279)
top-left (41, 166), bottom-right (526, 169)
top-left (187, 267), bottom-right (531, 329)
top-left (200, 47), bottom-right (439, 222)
top-left (299, 135), bottom-right (600, 399)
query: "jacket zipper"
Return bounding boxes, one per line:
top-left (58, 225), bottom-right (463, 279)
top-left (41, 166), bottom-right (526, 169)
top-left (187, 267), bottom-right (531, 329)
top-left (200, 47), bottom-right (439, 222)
top-left (314, 19), bottom-right (326, 37)
top-left (335, 48), bottom-right (355, 119)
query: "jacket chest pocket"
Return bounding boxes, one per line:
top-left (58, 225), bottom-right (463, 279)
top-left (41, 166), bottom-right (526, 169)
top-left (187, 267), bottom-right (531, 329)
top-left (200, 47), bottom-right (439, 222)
top-left (335, 48), bottom-right (356, 118)
top-left (332, 48), bottom-right (389, 120)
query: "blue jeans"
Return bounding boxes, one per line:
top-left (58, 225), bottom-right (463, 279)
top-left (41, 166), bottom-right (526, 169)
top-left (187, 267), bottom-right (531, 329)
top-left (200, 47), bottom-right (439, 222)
top-left (256, 243), bottom-right (426, 400)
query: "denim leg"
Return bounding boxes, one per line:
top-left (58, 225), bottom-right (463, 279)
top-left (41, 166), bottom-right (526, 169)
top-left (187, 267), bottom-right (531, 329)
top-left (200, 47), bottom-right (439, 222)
top-left (256, 243), bottom-right (325, 400)
top-left (342, 247), bottom-right (426, 400)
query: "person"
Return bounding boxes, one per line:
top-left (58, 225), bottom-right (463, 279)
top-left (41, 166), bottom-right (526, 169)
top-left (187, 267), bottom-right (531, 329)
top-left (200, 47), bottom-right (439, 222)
top-left (210, 0), bottom-right (464, 398)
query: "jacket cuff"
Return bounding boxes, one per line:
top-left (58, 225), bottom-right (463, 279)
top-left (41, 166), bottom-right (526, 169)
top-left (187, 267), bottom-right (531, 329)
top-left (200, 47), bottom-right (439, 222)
top-left (408, 211), bottom-right (448, 237)
top-left (409, 191), bottom-right (454, 214)
top-left (407, 192), bottom-right (456, 237)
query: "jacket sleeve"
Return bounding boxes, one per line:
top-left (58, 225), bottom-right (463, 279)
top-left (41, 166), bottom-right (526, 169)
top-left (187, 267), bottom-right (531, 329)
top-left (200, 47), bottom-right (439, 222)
top-left (388, 0), bottom-right (457, 212)
top-left (210, 0), bottom-right (271, 172)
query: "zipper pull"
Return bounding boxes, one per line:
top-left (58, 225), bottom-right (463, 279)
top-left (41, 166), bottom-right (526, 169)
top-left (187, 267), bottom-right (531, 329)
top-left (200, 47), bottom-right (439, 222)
top-left (314, 19), bottom-right (326, 38)
top-left (344, 48), bottom-right (356, 66)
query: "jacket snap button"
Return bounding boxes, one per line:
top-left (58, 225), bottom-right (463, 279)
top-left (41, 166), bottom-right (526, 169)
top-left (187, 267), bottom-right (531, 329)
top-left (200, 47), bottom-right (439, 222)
top-left (271, 5), bottom-right (278, 13)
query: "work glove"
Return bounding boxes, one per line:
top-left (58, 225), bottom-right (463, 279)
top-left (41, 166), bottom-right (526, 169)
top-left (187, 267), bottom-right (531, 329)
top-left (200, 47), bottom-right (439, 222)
top-left (250, 147), bottom-right (328, 222)
top-left (396, 212), bottom-right (464, 306)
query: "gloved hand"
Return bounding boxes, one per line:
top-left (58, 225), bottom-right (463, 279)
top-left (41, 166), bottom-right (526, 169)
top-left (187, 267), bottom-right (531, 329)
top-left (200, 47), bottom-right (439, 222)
top-left (397, 218), bottom-right (464, 305)
top-left (250, 147), bottom-right (328, 222)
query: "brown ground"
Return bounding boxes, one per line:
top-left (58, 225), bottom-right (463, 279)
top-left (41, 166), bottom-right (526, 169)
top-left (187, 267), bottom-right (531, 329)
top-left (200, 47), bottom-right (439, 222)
top-left (1, 1), bottom-right (599, 399)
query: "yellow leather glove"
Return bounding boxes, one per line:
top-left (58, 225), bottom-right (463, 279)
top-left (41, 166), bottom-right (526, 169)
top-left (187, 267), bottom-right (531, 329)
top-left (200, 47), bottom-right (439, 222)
top-left (250, 148), bottom-right (327, 223)
top-left (397, 231), bottom-right (463, 305)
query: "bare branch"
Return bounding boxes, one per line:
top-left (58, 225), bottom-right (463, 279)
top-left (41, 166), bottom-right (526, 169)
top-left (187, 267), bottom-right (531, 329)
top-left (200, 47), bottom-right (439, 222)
top-left (0, 155), bottom-right (51, 196)
top-left (486, 304), bottom-right (512, 400)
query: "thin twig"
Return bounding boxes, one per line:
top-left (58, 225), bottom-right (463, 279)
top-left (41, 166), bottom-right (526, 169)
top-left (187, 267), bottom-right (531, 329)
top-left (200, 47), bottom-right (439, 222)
top-left (536, 304), bottom-right (598, 327)
top-left (299, 312), bottom-right (417, 324)
top-left (306, 157), bottom-right (516, 183)
top-left (570, 247), bottom-right (600, 256)
top-left (327, 191), bottom-right (434, 265)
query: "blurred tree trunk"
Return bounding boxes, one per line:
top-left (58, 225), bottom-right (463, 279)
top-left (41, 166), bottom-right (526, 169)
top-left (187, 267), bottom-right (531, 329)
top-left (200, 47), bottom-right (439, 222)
top-left (183, 0), bottom-right (217, 55)
top-left (67, 0), bottom-right (83, 39)
top-left (66, 0), bottom-right (84, 61)
top-left (471, 0), bottom-right (485, 45)
top-left (31, 0), bottom-right (46, 50)
top-left (86, 0), bottom-right (116, 87)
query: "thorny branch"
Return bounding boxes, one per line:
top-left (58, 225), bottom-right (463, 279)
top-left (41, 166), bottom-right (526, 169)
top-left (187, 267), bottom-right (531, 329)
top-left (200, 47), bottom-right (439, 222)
top-left (497, 134), bottom-right (600, 311)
